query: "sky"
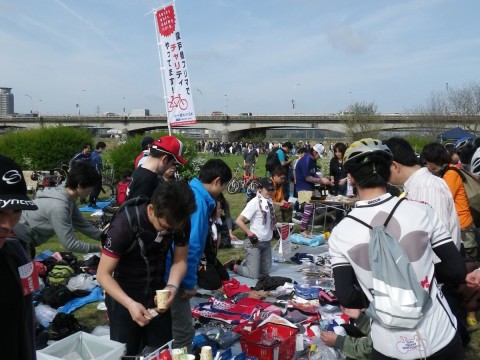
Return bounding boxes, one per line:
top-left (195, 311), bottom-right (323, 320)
top-left (1, 0), bottom-right (480, 116)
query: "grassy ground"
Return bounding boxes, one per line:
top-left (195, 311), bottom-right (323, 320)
top-left (36, 152), bottom-right (480, 357)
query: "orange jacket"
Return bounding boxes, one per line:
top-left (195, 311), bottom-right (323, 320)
top-left (443, 165), bottom-right (473, 228)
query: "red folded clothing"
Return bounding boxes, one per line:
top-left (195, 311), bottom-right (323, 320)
top-left (221, 278), bottom-right (251, 298)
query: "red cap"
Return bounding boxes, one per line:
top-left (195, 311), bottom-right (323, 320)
top-left (151, 136), bottom-right (187, 165)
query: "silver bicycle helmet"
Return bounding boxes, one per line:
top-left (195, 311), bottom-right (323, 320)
top-left (471, 147), bottom-right (480, 176)
top-left (344, 138), bottom-right (393, 165)
top-left (455, 136), bottom-right (475, 153)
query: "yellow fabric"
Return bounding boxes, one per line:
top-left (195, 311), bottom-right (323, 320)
top-left (298, 190), bottom-right (313, 204)
top-left (443, 165), bottom-right (473, 228)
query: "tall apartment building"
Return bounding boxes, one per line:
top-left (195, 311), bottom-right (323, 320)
top-left (0, 87), bottom-right (14, 115)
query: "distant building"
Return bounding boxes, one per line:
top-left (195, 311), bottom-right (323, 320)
top-left (0, 87), bottom-right (14, 115)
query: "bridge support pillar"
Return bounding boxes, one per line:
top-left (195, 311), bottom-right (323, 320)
top-left (221, 128), bottom-right (229, 142)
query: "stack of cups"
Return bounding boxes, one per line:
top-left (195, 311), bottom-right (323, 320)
top-left (200, 345), bottom-right (213, 360)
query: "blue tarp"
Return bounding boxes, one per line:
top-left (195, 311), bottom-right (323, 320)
top-left (58, 286), bottom-right (104, 314)
top-left (79, 200), bottom-right (114, 212)
top-left (436, 127), bottom-right (475, 142)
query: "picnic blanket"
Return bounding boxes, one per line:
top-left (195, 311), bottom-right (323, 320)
top-left (290, 233), bottom-right (325, 246)
top-left (79, 200), bottom-right (114, 212)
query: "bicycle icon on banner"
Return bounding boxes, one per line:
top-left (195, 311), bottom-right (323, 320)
top-left (167, 94), bottom-right (188, 112)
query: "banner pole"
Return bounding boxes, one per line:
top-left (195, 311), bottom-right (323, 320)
top-left (153, 6), bottom-right (172, 135)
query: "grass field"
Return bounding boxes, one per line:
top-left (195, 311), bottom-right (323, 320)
top-left (36, 152), bottom-right (480, 358)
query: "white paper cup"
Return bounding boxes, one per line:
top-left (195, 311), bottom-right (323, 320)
top-left (186, 355), bottom-right (196, 360)
top-left (156, 289), bottom-right (170, 309)
top-left (200, 345), bottom-right (213, 360)
top-left (171, 348), bottom-right (183, 360)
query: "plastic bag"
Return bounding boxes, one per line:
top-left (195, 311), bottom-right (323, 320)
top-left (91, 325), bottom-right (110, 337)
top-left (35, 303), bottom-right (57, 328)
top-left (67, 273), bottom-right (97, 292)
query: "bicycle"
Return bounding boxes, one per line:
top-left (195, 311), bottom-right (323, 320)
top-left (167, 94), bottom-right (188, 112)
top-left (97, 160), bottom-right (116, 202)
top-left (242, 164), bottom-right (259, 194)
top-left (227, 163), bottom-right (243, 194)
top-left (30, 161), bottom-right (69, 198)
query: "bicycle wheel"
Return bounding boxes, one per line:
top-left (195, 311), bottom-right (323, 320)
top-left (97, 183), bottom-right (115, 202)
top-left (227, 180), bottom-right (240, 194)
top-left (247, 179), bottom-right (259, 194)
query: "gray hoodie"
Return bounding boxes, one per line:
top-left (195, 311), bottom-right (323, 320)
top-left (14, 185), bottom-right (101, 253)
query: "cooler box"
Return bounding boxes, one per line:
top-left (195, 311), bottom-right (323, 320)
top-left (37, 331), bottom-right (125, 360)
top-left (240, 323), bottom-right (298, 360)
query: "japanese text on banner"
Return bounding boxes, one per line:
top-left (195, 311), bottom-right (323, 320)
top-left (155, 3), bottom-right (196, 126)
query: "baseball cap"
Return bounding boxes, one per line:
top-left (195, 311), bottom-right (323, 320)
top-left (141, 136), bottom-right (154, 149)
top-left (257, 177), bottom-right (274, 191)
top-left (312, 143), bottom-right (324, 154)
top-left (151, 136), bottom-right (187, 165)
top-left (0, 155), bottom-right (38, 211)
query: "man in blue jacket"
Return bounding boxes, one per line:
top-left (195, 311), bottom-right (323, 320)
top-left (88, 141), bottom-right (106, 208)
top-left (165, 159), bottom-right (232, 351)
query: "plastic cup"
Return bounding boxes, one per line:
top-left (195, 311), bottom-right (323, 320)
top-left (155, 289), bottom-right (170, 309)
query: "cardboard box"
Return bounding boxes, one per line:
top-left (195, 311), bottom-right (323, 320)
top-left (37, 331), bottom-right (125, 360)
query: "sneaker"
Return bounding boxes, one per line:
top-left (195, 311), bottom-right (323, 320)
top-left (49, 313), bottom-right (87, 340)
top-left (467, 316), bottom-right (479, 332)
top-left (224, 259), bottom-right (237, 271)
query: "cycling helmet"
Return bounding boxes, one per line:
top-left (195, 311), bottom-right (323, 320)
top-left (455, 136), bottom-right (475, 153)
top-left (343, 138), bottom-right (393, 165)
top-left (471, 147), bottom-right (480, 176)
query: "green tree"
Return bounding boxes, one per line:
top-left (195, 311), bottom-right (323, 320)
top-left (0, 126), bottom-right (92, 169)
top-left (108, 132), bottom-right (200, 182)
top-left (342, 101), bottom-right (383, 141)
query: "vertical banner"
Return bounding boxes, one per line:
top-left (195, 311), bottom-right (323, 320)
top-left (154, 2), bottom-right (196, 127)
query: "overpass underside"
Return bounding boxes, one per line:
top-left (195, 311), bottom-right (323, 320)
top-left (0, 114), bottom-right (478, 141)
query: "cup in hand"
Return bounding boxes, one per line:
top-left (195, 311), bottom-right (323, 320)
top-left (155, 289), bottom-right (170, 309)
top-left (200, 345), bottom-right (213, 360)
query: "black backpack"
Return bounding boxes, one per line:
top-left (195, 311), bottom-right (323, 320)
top-left (101, 195), bottom-right (150, 249)
top-left (40, 284), bottom-right (74, 309)
top-left (101, 196), bottom-right (156, 296)
top-left (265, 151), bottom-right (281, 172)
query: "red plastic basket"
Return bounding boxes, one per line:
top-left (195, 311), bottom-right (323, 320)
top-left (240, 323), bottom-right (299, 360)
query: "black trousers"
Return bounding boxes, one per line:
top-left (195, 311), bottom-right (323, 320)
top-left (88, 181), bottom-right (102, 205)
top-left (106, 286), bottom-right (172, 356)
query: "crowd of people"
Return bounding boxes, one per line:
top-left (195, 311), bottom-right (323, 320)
top-left (3, 133), bottom-right (480, 359)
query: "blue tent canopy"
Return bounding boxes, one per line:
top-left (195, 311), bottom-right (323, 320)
top-left (436, 127), bottom-right (475, 142)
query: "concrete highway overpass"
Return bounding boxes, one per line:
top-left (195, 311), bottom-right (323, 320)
top-left (1, 113), bottom-right (478, 141)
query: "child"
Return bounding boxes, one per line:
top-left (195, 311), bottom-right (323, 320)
top-left (230, 178), bottom-right (276, 279)
top-left (197, 200), bottom-right (230, 290)
top-left (115, 170), bottom-right (132, 206)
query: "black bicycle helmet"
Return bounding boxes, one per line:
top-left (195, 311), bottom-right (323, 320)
top-left (455, 136), bottom-right (475, 153)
